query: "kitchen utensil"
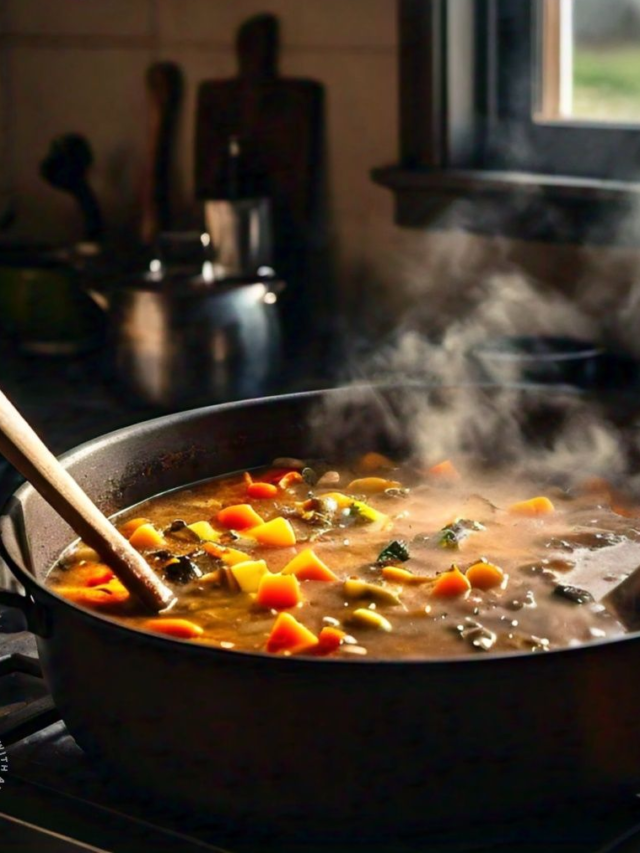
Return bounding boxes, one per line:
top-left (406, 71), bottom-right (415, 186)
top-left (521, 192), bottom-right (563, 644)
top-left (40, 135), bottom-right (103, 242)
top-left (203, 196), bottom-right (273, 279)
top-left (140, 62), bottom-right (184, 246)
top-left (87, 268), bottom-right (283, 408)
top-left (2, 386), bottom-right (640, 837)
top-left (0, 387), bottom-right (174, 612)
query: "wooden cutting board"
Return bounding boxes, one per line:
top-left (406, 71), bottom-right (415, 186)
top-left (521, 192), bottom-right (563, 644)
top-left (195, 13), bottom-right (324, 231)
top-left (195, 14), bottom-right (329, 359)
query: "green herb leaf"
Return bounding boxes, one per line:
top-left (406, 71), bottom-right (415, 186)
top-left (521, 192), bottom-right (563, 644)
top-left (377, 540), bottom-right (410, 564)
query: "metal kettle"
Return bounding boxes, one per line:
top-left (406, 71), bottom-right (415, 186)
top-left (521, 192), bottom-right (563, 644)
top-left (88, 260), bottom-right (283, 409)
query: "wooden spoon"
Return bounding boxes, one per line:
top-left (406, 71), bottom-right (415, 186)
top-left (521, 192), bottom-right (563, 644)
top-left (0, 388), bottom-right (175, 612)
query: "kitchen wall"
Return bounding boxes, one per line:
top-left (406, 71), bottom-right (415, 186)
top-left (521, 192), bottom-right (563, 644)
top-left (2, 0), bottom-right (640, 330)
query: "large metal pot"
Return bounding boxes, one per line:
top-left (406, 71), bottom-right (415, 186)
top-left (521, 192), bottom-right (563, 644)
top-left (0, 388), bottom-right (639, 838)
top-left (88, 271), bottom-right (282, 408)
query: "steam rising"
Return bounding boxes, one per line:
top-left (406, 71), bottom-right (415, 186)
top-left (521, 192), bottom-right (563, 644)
top-left (316, 259), bottom-right (634, 490)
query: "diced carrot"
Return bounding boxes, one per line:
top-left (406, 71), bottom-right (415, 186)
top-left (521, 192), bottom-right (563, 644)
top-left (381, 566), bottom-right (431, 584)
top-left (431, 566), bottom-right (471, 598)
top-left (266, 612), bottom-right (318, 653)
top-left (202, 542), bottom-right (253, 565)
top-left (217, 504), bottom-right (264, 530)
top-left (346, 477), bottom-right (401, 494)
top-left (282, 549), bottom-right (338, 582)
top-left (128, 522), bottom-right (165, 550)
top-left (256, 572), bottom-right (302, 610)
top-left (57, 578), bottom-right (130, 609)
top-left (248, 517), bottom-right (297, 547)
top-left (143, 618), bottom-right (204, 639)
top-left (277, 471), bottom-right (304, 489)
top-left (508, 496), bottom-right (555, 516)
top-left (83, 565), bottom-right (116, 587)
top-left (312, 626), bottom-right (347, 655)
top-left (119, 517), bottom-right (151, 539)
top-left (247, 482), bottom-right (279, 500)
top-left (357, 452), bottom-right (395, 472)
top-left (466, 561), bottom-right (505, 590)
top-left (427, 460), bottom-right (460, 481)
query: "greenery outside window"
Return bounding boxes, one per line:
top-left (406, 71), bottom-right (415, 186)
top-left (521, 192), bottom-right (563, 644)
top-left (373, 0), bottom-right (640, 245)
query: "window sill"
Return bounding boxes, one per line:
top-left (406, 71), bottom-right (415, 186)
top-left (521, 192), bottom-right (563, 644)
top-left (371, 166), bottom-right (640, 246)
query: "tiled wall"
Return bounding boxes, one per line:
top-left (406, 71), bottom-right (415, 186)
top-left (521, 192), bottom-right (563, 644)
top-left (2, 0), bottom-right (640, 330)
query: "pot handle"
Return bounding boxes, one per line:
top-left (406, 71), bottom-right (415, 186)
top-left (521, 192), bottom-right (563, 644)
top-left (0, 529), bottom-right (49, 637)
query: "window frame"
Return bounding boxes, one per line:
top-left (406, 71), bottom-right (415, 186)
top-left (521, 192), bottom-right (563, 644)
top-left (373, 0), bottom-right (640, 245)
top-left (489, 0), bottom-right (640, 179)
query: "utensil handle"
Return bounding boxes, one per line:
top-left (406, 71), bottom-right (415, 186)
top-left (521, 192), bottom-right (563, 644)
top-left (141, 62), bottom-right (183, 245)
top-left (0, 389), bottom-right (175, 612)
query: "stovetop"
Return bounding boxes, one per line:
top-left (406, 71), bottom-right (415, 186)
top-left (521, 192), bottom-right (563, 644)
top-left (3, 348), bottom-right (640, 851)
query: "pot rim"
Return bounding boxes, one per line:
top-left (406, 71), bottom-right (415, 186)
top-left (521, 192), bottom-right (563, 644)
top-left (3, 387), bottom-right (636, 668)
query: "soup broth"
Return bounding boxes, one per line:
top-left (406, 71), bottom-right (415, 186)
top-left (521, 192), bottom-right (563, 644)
top-left (47, 455), bottom-right (638, 658)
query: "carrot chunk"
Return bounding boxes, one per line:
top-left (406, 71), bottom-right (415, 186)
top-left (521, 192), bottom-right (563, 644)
top-left (312, 626), bottom-right (347, 655)
top-left (57, 578), bottom-right (130, 609)
top-left (143, 618), bottom-right (204, 639)
top-left (282, 549), bottom-right (338, 582)
top-left (427, 460), bottom-right (460, 481)
top-left (256, 572), bottom-right (302, 610)
top-left (431, 566), bottom-right (471, 598)
top-left (128, 522), bottom-right (165, 550)
top-left (202, 542), bottom-right (252, 565)
top-left (466, 561), bottom-right (505, 590)
top-left (357, 452), bottom-right (395, 472)
top-left (247, 482), bottom-right (279, 500)
top-left (508, 496), bottom-right (555, 516)
top-left (248, 517), bottom-right (297, 547)
top-left (119, 517), bottom-right (151, 539)
top-left (277, 471), bottom-right (304, 489)
top-left (266, 612), bottom-right (318, 653)
top-left (82, 565), bottom-right (116, 587)
top-left (217, 504), bottom-right (264, 530)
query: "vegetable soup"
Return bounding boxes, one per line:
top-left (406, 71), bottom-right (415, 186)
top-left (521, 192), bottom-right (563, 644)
top-left (47, 453), bottom-right (639, 658)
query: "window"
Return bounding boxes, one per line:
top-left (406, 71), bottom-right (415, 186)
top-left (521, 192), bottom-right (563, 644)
top-left (373, 0), bottom-right (640, 244)
top-left (488, 0), bottom-right (640, 180)
top-left (540, 0), bottom-right (640, 124)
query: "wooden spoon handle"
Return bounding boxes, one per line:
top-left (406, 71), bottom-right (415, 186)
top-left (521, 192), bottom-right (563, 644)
top-left (0, 389), bottom-right (175, 612)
